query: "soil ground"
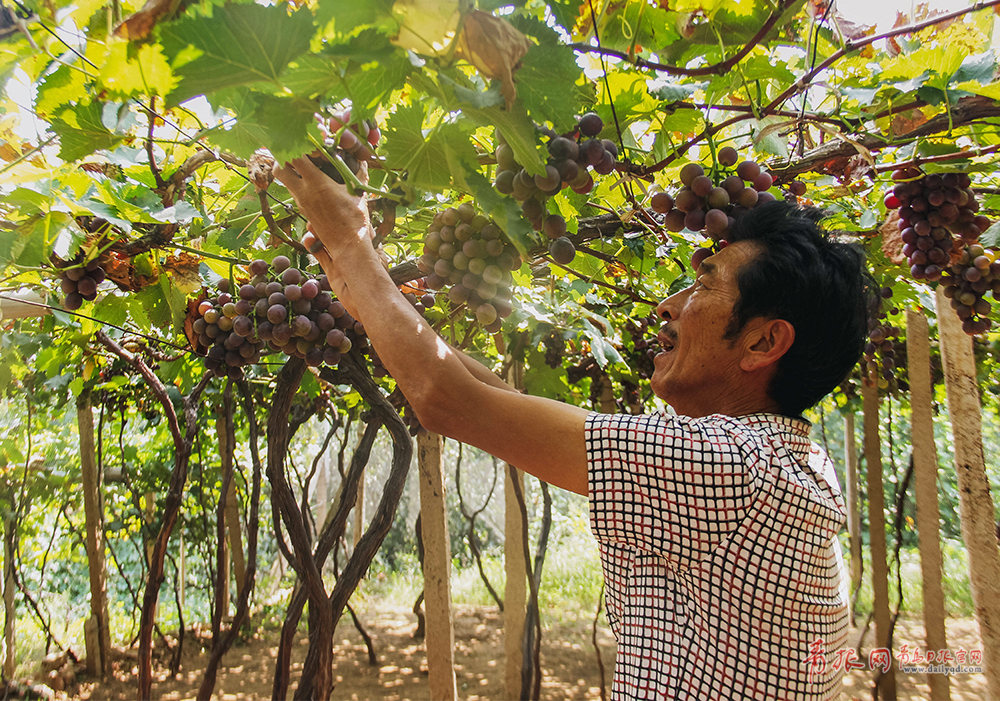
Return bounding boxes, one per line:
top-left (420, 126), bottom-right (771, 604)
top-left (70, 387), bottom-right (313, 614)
top-left (64, 606), bottom-right (985, 700)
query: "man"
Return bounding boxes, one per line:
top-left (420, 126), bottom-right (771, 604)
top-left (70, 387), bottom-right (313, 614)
top-left (274, 156), bottom-right (875, 700)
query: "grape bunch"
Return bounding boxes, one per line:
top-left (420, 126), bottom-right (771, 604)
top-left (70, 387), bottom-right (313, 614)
top-left (310, 110), bottom-right (380, 183)
top-left (494, 111), bottom-right (620, 263)
top-left (542, 331), bottom-right (566, 368)
top-left (58, 253), bottom-right (106, 310)
top-left (861, 287), bottom-right (901, 389)
top-left (417, 202), bottom-right (521, 333)
top-left (625, 314), bottom-right (660, 380)
top-left (191, 255), bottom-right (365, 379)
top-left (651, 147), bottom-right (776, 242)
top-left (885, 168), bottom-right (990, 282)
top-left (940, 243), bottom-right (1000, 335)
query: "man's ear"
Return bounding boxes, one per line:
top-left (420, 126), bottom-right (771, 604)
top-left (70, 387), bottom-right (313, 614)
top-left (740, 318), bottom-right (795, 372)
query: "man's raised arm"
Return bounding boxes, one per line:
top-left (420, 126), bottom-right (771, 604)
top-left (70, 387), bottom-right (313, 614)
top-left (273, 156), bottom-right (590, 495)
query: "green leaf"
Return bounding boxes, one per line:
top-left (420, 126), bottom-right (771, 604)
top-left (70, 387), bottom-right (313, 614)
top-left (160, 3), bottom-right (316, 105)
top-left (50, 102), bottom-right (127, 162)
top-left (133, 278), bottom-right (172, 330)
top-left (581, 318), bottom-right (624, 368)
top-left (952, 51), bottom-right (995, 85)
top-left (315, 0), bottom-right (395, 39)
top-left (440, 73), bottom-right (505, 109)
top-left (383, 103), bottom-right (479, 191)
top-left (210, 91), bottom-right (321, 162)
top-left (341, 51), bottom-right (411, 119)
top-left (516, 44), bottom-right (586, 128)
top-left (281, 55), bottom-right (342, 99)
top-left (468, 171), bottom-right (534, 255)
top-left (99, 40), bottom-right (177, 98)
top-left (35, 64), bottom-right (90, 118)
top-left (466, 102), bottom-right (545, 176)
top-left (91, 294), bottom-right (128, 328)
top-left (981, 220), bottom-right (1000, 248)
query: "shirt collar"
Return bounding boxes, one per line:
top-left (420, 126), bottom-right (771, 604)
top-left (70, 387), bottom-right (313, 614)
top-left (735, 412), bottom-right (813, 464)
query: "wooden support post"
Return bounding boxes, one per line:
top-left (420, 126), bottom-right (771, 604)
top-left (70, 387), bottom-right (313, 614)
top-left (416, 432), bottom-right (457, 701)
top-left (905, 308), bottom-right (950, 701)
top-left (179, 534), bottom-right (185, 613)
top-left (935, 288), bottom-right (1000, 699)
top-left (3, 513), bottom-right (15, 678)
top-left (843, 412), bottom-right (862, 628)
top-left (861, 381), bottom-right (896, 700)
top-left (77, 389), bottom-right (111, 676)
top-left (505, 360), bottom-right (527, 700)
top-left (225, 479), bottom-right (246, 600)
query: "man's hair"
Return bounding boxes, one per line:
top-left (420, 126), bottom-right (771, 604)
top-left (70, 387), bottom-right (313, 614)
top-left (724, 200), bottom-right (877, 416)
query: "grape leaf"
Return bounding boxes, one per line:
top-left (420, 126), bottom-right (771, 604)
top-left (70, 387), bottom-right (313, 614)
top-left (50, 102), bottom-right (127, 162)
top-left (209, 91), bottom-right (321, 163)
top-left (468, 171), bottom-right (534, 255)
top-left (952, 51), bottom-right (996, 86)
top-left (160, 3), bottom-right (315, 105)
top-left (383, 103), bottom-right (479, 191)
top-left (981, 220), bottom-right (1000, 248)
top-left (341, 51), bottom-right (411, 119)
top-left (516, 44), bottom-right (586, 128)
top-left (465, 102), bottom-right (545, 176)
top-left (35, 64), bottom-right (89, 118)
top-left (99, 40), bottom-right (176, 98)
top-left (281, 55), bottom-right (342, 100)
top-left (316, 0), bottom-right (395, 39)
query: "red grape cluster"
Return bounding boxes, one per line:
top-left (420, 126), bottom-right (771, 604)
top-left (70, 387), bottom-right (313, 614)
top-left (651, 147), bottom-right (776, 242)
top-left (58, 254), bottom-right (106, 310)
top-left (192, 255), bottom-right (365, 378)
top-left (885, 169), bottom-right (990, 282)
top-left (417, 203), bottom-right (521, 333)
top-left (310, 111), bottom-right (380, 182)
top-left (940, 243), bottom-right (1000, 335)
top-left (494, 112), bottom-right (619, 263)
top-left (862, 287), bottom-right (901, 389)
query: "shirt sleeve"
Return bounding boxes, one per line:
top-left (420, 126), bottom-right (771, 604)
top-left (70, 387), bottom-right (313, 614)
top-left (586, 411), bottom-right (762, 568)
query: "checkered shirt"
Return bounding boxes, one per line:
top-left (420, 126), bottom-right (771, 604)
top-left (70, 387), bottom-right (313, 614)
top-left (586, 411), bottom-right (849, 700)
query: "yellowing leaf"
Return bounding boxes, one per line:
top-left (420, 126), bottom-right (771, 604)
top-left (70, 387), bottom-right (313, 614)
top-left (99, 40), bottom-right (176, 97)
top-left (391, 0), bottom-right (462, 56)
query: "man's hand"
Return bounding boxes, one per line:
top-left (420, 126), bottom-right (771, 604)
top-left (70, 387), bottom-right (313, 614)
top-left (273, 157), bottom-right (373, 260)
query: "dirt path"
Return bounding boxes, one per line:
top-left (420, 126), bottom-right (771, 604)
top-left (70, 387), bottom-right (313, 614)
top-left (66, 607), bottom-right (985, 700)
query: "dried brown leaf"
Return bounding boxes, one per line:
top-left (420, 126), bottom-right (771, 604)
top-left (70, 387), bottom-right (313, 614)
top-left (454, 11), bottom-right (532, 109)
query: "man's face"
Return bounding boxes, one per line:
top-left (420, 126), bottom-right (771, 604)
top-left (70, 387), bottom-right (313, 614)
top-left (651, 240), bottom-right (761, 417)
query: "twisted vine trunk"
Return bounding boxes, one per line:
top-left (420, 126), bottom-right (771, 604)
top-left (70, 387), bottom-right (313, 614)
top-left (292, 357), bottom-right (413, 700)
top-left (94, 330), bottom-right (209, 701)
top-left (196, 379), bottom-right (266, 700)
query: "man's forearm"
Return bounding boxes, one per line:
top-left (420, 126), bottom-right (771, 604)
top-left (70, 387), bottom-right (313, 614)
top-left (454, 347), bottom-right (517, 393)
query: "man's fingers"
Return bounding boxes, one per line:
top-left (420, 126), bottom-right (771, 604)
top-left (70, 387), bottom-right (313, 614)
top-left (303, 229), bottom-right (326, 255)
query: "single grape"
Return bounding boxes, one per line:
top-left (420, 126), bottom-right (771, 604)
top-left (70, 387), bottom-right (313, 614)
top-left (549, 237), bottom-right (576, 264)
top-left (579, 112), bottom-right (603, 137)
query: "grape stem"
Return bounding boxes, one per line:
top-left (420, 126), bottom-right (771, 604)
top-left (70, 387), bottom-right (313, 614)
top-left (307, 134), bottom-right (402, 202)
top-left (171, 244), bottom-right (251, 266)
top-left (542, 256), bottom-right (658, 306)
top-left (0, 293), bottom-right (193, 353)
top-left (872, 143), bottom-right (1000, 173)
